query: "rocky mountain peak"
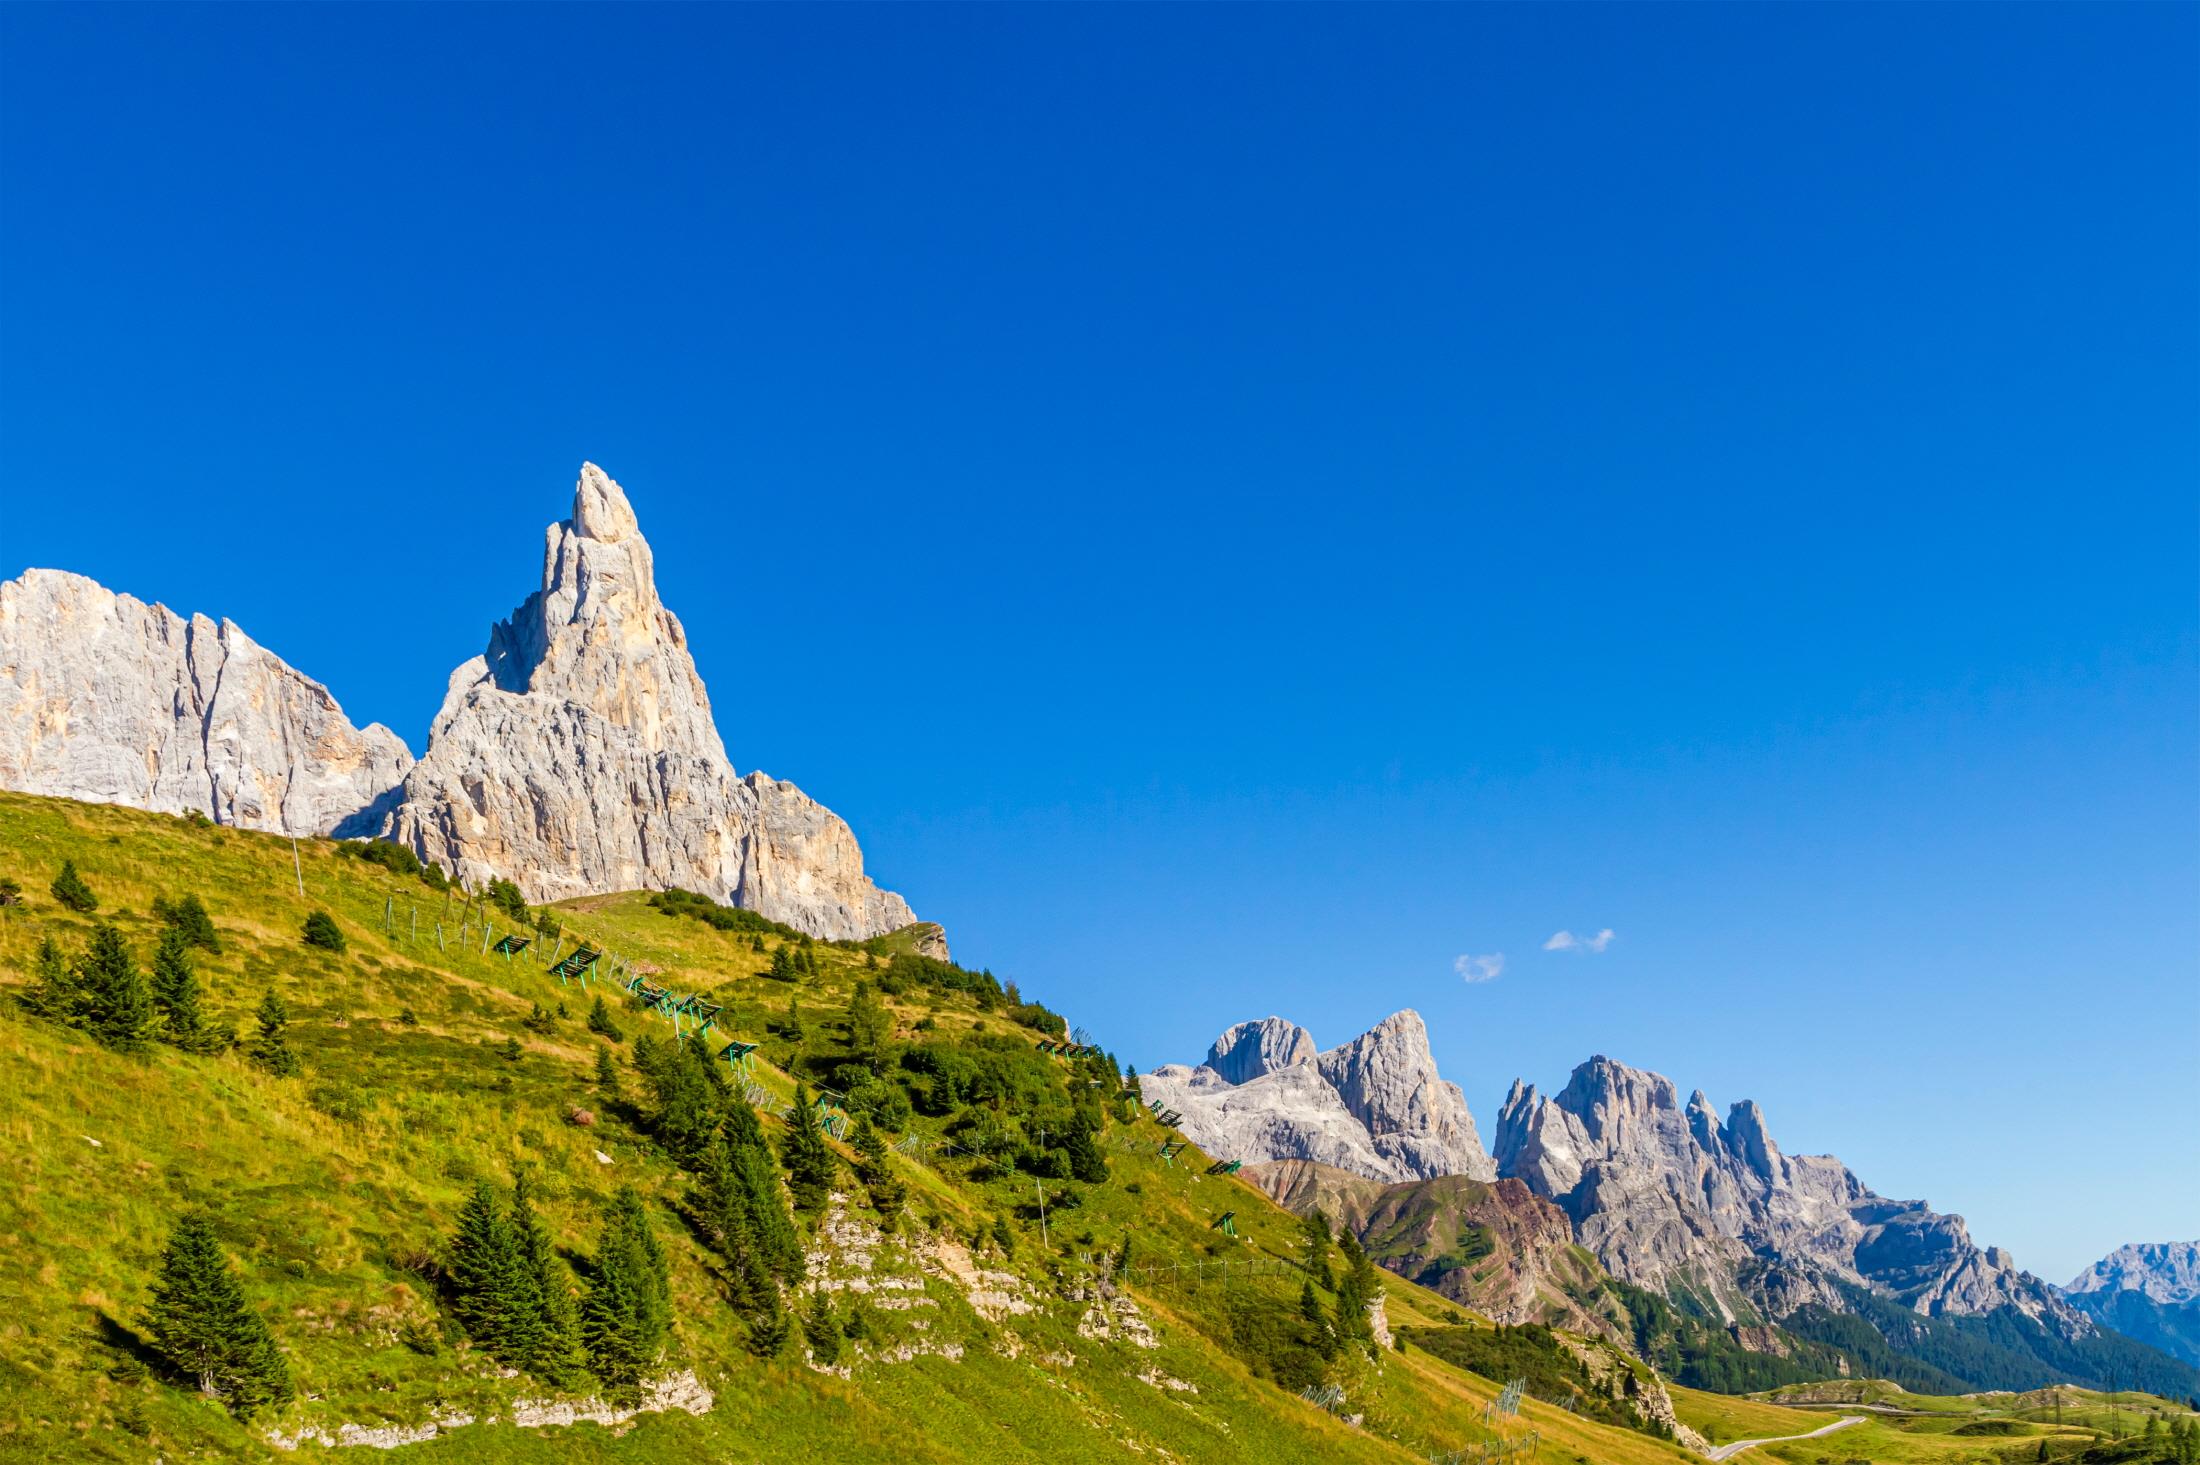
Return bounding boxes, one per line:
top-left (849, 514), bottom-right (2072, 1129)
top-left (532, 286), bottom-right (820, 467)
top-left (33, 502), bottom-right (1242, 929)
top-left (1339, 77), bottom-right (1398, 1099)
top-left (376, 463), bottom-right (920, 939)
top-left (1205, 1017), bottom-right (1316, 1084)
top-left (2066, 1242), bottom-right (2200, 1305)
top-left (1144, 1008), bottom-right (1493, 1184)
top-left (1499, 1052), bottom-right (2086, 1337)
top-left (572, 460), bottom-right (641, 543)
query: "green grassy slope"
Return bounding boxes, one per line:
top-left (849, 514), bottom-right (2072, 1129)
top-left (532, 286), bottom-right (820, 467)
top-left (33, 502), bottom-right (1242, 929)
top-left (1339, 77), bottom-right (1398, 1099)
top-left (1673, 1380), bottom-right (2200, 1464)
top-left (1, 792), bottom-right (1722, 1465)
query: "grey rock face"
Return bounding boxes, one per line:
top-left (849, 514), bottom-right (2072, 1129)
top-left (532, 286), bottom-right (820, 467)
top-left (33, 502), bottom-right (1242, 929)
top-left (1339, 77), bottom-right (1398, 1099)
top-left (2066, 1242), bottom-right (2200, 1305)
top-left (384, 464), bottom-right (917, 940)
top-left (0, 569), bottom-right (412, 834)
top-left (1144, 1009), bottom-right (1494, 1183)
top-left (1496, 1054), bottom-right (2085, 1333)
top-left (1206, 1017), bottom-right (1316, 1084)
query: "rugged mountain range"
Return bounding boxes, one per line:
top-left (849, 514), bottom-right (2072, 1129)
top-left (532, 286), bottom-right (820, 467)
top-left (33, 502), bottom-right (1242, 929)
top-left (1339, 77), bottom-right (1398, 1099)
top-left (1142, 1011), bottom-right (1494, 1183)
top-left (1150, 1016), bottom-right (2200, 1397)
top-left (1494, 1055), bottom-right (2069, 1330)
top-left (0, 569), bottom-right (412, 835)
top-left (2062, 1243), bottom-right (2200, 1369)
top-left (0, 464), bottom-right (921, 941)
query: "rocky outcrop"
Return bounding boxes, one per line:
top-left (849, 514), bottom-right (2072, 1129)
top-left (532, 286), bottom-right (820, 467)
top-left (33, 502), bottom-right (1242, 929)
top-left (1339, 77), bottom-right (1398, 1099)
top-left (0, 569), bottom-right (411, 834)
top-left (383, 464), bottom-right (918, 940)
top-left (1495, 1055), bottom-right (2086, 1336)
top-left (1143, 1010), bottom-right (1494, 1183)
top-left (1248, 1158), bottom-right (1617, 1336)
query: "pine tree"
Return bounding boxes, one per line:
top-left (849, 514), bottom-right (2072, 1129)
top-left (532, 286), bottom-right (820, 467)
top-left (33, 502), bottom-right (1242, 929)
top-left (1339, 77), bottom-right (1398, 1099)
top-left (750, 934), bottom-right (766, 954)
top-left (145, 1211), bottom-right (293, 1416)
top-left (249, 991), bottom-right (300, 1076)
top-left (1332, 1229), bottom-right (1379, 1349)
top-left (50, 859), bottom-right (97, 913)
top-left (845, 981), bottom-right (890, 1070)
top-left (643, 1035), bottom-right (723, 1166)
top-left (150, 926), bottom-right (216, 1052)
top-left (727, 1100), bottom-right (803, 1280)
top-left (746, 1290), bottom-right (791, 1356)
top-left (580, 1204), bottom-right (651, 1394)
top-left (785, 999), bottom-right (806, 1042)
top-left (1064, 1117), bottom-right (1108, 1183)
top-left (508, 1175), bottom-right (580, 1383)
top-left (1302, 1208), bottom-right (1335, 1289)
top-left (802, 1289), bottom-right (841, 1365)
top-left (447, 1180), bottom-right (521, 1351)
top-left (595, 1044), bottom-right (623, 1097)
top-left (155, 892), bottom-right (222, 952)
top-left (779, 1086), bottom-right (837, 1214)
top-left (849, 1118), bottom-right (906, 1231)
top-left (77, 922), bottom-right (153, 1053)
top-left (587, 995), bottom-right (623, 1042)
top-left (20, 936), bottom-right (82, 1023)
top-left (768, 944), bottom-right (798, 982)
top-left (694, 1132), bottom-right (769, 1310)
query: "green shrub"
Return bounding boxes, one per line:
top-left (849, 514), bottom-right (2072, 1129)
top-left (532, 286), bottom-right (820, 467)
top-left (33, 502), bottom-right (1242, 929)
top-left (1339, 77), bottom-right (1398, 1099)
top-left (301, 910), bottom-right (346, 952)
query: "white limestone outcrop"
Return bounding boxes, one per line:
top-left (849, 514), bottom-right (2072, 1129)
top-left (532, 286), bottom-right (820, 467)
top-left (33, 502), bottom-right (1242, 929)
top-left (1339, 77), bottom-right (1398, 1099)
top-left (0, 569), bottom-right (411, 834)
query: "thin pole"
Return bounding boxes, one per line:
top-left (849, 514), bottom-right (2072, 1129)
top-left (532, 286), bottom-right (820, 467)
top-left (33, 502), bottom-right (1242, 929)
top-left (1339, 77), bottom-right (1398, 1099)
top-left (1036, 1180), bottom-right (1049, 1250)
top-left (291, 838), bottom-right (305, 898)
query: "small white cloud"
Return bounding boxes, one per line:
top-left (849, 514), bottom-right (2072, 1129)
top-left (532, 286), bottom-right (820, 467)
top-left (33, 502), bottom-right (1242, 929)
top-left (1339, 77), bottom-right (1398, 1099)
top-left (1544, 928), bottom-right (1616, 954)
top-left (1454, 952), bottom-right (1505, 983)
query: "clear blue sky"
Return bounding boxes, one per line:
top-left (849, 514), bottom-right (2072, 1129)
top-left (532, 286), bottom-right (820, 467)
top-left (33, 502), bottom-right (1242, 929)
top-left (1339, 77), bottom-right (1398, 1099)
top-left (3, 4), bottom-right (2193, 1284)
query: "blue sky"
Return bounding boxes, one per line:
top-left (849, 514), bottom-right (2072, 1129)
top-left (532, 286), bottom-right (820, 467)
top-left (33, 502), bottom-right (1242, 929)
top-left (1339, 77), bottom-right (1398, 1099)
top-left (2, 4), bottom-right (2193, 1283)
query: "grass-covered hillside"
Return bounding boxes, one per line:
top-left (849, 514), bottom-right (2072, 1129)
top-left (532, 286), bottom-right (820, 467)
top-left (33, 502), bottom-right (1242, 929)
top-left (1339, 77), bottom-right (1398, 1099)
top-left (1674, 1379), bottom-right (2200, 1464)
top-left (1, 791), bottom-right (1730, 1465)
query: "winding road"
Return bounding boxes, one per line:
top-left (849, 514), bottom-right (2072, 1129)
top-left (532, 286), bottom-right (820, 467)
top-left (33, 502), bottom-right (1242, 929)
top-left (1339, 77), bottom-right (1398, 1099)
top-left (1703, 1415), bottom-right (1865, 1461)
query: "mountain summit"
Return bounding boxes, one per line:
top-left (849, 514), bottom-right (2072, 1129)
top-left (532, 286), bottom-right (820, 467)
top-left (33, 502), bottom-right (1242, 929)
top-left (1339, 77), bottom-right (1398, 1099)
top-left (1144, 1009), bottom-right (1494, 1182)
top-left (1496, 1054), bottom-right (2078, 1330)
top-left (382, 464), bottom-right (919, 939)
top-left (0, 464), bottom-right (921, 942)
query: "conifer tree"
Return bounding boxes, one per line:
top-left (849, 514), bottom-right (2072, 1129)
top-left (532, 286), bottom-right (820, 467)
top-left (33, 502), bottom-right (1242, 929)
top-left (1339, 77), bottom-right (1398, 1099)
top-left (746, 1290), bottom-right (791, 1357)
top-left (644, 1035), bottom-right (723, 1166)
top-left (156, 893), bottom-right (222, 952)
top-left (1065, 1116), bottom-right (1108, 1184)
top-left (50, 859), bottom-right (97, 913)
top-left (587, 995), bottom-right (623, 1042)
top-left (150, 926), bottom-right (216, 1052)
top-left (768, 944), bottom-right (798, 982)
top-left (802, 1289), bottom-right (841, 1365)
top-left (595, 1043), bottom-right (623, 1097)
top-left (579, 1190), bottom-right (671, 1390)
top-left (849, 1118), bottom-right (906, 1231)
top-left (785, 999), bottom-right (806, 1042)
top-left (695, 1132), bottom-right (768, 1310)
top-left (78, 922), bottom-right (153, 1053)
top-left (1332, 1229), bottom-right (1379, 1349)
top-left (447, 1181), bottom-right (521, 1351)
top-left (20, 936), bottom-right (81, 1023)
top-left (145, 1211), bottom-right (292, 1416)
top-left (728, 1100), bottom-right (803, 1280)
top-left (249, 991), bottom-right (300, 1076)
top-left (846, 981), bottom-right (890, 1072)
top-left (1302, 1208), bottom-right (1336, 1289)
top-left (779, 1085), bottom-right (837, 1213)
top-left (507, 1175), bottom-right (581, 1383)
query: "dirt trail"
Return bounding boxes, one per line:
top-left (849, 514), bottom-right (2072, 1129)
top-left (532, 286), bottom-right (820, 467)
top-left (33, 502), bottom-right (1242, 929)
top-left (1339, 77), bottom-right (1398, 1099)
top-left (1703, 1414), bottom-right (1865, 1461)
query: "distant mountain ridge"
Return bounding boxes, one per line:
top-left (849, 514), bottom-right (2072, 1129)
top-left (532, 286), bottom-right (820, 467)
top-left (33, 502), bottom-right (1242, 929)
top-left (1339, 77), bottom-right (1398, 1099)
top-left (1142, 1010), bottom-right (1494, 1183)
top-left (1148, 1013), bottom-right (2200, 1398)
top-left (0, 464), bottom-right (922, 942)
top-left (2061, 1242), bottom-right (2200, 1369)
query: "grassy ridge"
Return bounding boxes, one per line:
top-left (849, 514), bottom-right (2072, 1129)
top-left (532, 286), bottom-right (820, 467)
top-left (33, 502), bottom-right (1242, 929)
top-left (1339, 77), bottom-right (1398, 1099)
top-left (0, 792), bottom-right (1700, 1463)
